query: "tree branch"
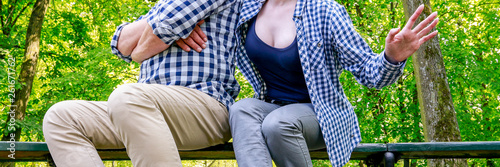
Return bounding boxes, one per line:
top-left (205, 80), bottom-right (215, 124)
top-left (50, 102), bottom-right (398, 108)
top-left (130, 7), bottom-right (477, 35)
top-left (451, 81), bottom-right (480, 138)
top-left (6, 0), bottom-right (19, 27)
top-left (354, 3), bottom-right (364, 28)
top-left (1, 0), bottom-right (4, 27)
top-left (478, 2), bottom-right (500, 6)
top-left (10, 2), bottom-right (33, 30)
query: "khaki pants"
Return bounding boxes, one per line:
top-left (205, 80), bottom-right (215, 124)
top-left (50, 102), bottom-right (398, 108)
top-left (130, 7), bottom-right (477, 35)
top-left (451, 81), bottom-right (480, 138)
top-left (43, 83), bottom-right (231, 167)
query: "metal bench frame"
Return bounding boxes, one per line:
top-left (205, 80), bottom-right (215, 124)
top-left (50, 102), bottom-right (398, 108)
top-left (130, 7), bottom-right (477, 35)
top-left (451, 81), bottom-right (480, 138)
top-left (1, 141), bottom-right (499, 166)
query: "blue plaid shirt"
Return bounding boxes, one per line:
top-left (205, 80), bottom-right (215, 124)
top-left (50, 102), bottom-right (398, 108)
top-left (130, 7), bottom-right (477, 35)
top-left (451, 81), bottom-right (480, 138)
top-left (236, 0), bottom-right (405, 166)
top-left (111, 0), bottom-right (242, 108)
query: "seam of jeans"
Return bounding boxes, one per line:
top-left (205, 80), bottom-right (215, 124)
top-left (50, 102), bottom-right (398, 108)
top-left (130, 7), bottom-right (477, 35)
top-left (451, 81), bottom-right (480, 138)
top-left (292, 128), bottom-right (312, 167)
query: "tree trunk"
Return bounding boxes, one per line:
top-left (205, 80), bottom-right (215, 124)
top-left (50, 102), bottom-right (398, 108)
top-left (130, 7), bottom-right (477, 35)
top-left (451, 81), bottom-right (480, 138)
top-left (2, 0), bottom-right (50, 142)
top-left (402, 0), bottom-right (467, 166)
top-left (0, 0), bottom-right (48, 166)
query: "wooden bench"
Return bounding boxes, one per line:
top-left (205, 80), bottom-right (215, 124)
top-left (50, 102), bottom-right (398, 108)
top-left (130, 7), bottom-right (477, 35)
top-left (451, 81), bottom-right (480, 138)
top-left (0, 141), bottom-right (499, 166)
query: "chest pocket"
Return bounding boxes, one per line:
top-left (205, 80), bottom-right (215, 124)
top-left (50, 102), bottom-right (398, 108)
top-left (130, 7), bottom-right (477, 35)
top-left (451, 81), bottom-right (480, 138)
top-left (304, 39), bottom-right (326, 70)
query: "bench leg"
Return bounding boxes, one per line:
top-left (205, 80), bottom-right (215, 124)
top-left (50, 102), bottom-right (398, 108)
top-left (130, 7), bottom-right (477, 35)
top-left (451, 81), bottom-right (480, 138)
top-left (404, 159), bottom-right (410, 167)
top-left (47, 154), bottom-right (56, 167)
top-left (383, 152), bottom-right (395, 167)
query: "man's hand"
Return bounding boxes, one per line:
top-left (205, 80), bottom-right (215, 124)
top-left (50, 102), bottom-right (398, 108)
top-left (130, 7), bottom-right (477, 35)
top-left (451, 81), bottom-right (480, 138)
top-left (130, 20), bottom-right (207, 63)
top-left (384, 5), bottom-right (439, 64)
top-left (176, 20), bottom-right (208, 52)
top-left (117, 19), bottom-right (207, 63)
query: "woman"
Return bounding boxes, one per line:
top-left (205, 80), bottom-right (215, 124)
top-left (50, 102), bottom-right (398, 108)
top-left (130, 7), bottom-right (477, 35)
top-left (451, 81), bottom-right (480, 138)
top-left (229, 0), bottom-right (438, 166)
top-left (124, 0), bottom-right (437, 165)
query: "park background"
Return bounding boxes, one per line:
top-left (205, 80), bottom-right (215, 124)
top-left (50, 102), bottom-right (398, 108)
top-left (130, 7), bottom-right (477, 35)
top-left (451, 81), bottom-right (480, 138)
top-left (0, 0), bottom-right (498, 166)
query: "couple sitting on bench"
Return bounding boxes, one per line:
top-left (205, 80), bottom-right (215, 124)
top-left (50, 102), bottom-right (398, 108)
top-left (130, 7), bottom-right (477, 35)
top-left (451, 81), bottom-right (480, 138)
top-left (42, 0), bottom-right (438, 166)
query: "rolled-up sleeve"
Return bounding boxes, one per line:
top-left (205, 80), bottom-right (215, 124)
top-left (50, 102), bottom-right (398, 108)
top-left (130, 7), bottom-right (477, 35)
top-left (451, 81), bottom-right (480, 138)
top-left (110, 0), bottom-right (230, 62)
top-left (110, 1), bottom-right (166, 62)
top-left (110, 23), bottom-right (132, 63)
top-left (147, 0), bottom-right (230, 45)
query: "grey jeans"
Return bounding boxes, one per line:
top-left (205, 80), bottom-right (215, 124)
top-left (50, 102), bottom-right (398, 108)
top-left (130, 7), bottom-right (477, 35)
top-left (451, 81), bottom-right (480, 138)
top-left (229, 98), bottom-right (326, 167)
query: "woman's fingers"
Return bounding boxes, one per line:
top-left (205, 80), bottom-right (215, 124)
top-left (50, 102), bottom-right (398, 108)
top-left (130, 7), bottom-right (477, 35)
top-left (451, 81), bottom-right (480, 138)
top-left (417, 17), bottom-right (439, 39)
top-left (404, 5), bottom-right (425, 30)
top-left (413, 12), bottom-right (438, 34)
top-left (419, 31), bottom-right (438, 46)
top-left (386, 28), bottom-right (401, 43)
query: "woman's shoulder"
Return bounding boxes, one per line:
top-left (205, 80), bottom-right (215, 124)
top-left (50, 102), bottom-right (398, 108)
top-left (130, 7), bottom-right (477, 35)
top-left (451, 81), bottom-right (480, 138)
top-left (304, 0), bottom-right (352, 24)
top-left (305, 0), bottom-right (344, 11)
top-left (303, 0), bottom-right (349, 25)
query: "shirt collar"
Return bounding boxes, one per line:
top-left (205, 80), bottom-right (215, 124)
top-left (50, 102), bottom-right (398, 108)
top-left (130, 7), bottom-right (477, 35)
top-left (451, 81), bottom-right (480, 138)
top-left (247, 0), bottom-right (306, 18)
top-left (239, 0), bottom-right (305, 28)
top-left (293, 0), bottom-right (305, 18)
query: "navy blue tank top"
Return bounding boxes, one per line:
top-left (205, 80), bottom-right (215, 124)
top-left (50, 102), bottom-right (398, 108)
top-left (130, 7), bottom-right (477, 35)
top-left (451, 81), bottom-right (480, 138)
top-left (245, 18), bottom-right (310, 103)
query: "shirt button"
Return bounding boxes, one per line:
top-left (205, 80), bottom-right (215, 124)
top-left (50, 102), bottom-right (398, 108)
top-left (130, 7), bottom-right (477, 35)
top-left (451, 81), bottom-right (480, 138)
top-left (317, 42), bottom-right (322, 47)
top-left (241, 18), bottom-right (246, 22)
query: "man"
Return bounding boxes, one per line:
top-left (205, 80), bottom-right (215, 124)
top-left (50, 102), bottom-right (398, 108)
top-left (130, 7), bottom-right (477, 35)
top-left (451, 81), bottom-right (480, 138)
top-left (43, 0), bottom-right (241, 166)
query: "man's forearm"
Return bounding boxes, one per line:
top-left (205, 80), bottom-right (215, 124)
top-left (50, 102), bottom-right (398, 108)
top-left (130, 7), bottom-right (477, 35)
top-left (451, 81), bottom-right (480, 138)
top-left (130, 24), bottom-right (170, 63)
top-left (117, 20), bottom-right (148, 56)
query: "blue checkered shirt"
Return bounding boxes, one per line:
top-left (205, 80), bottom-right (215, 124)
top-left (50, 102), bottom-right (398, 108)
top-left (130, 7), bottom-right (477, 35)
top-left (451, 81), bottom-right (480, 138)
top-left (236, 0), bottom-right (405, 166)
top-left (110, 0), bottom-right (242, 108)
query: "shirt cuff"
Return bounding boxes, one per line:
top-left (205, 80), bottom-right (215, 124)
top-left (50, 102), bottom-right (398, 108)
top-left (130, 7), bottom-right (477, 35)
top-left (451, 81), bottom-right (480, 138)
top-left (381, 51), bottom-right (406, 70)
top-left (147, 16), bottom-right (179, 46)
top-left (110, 22), bottom-right (133, 63)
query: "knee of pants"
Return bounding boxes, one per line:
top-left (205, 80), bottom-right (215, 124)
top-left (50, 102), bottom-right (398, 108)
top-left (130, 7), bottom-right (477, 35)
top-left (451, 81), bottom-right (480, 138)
top-left (43, 101), bottom-right (80, 138)
top-left (107, 83), bottom-right (150, 121)
top-left (229, 98), bottom-right (262, 124)
top-left (261, 112), bottom-right (299, 140)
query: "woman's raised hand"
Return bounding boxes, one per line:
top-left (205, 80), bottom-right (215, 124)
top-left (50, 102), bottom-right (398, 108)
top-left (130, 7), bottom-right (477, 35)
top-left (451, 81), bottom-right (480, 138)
top-left (384, 5), bottom-right (439, 64)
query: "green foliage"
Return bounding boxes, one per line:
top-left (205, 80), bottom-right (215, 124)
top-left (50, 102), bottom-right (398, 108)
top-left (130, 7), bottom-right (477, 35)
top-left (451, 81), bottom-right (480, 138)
top-left (336, 0), bottom-right (499, 166)
top-left (434, 1), bottom-right (500, 165)
top-left (435, 0), bottom-right (500, 143)
top-left (0, 0), bottom-right (150, 142)
top-left (235, 68), bottom-right (253, 101)
top-left (336, 0), bottom-right (425, 145)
